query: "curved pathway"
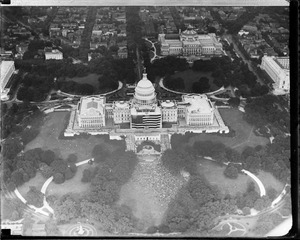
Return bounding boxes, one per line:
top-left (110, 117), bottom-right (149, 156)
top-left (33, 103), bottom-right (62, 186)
top-left (159, 77), bottom-right (227, 97)
top-left (57, 81), bottom-right (123, 98)
top-left (241, 169), bottom-right (266, 197)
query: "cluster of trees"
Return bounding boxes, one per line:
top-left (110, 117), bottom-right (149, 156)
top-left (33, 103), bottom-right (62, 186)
top-left (3, 146), bottom-right (77, 192)
top-left (1, 103), bottom-right (44, 141)
top-left (15, 53), bottom-right (136, 97)
top-left (22, 39), bottom-right (53, 60)
top-left (47, 147), bottom-right (139, 233)
top-left (192, 57), bottom-right (268, 97)
top-left (164, 76), bottom-right (185, 91)
top-left (17, 73), bottom-right (54, 102)
top-left (147, 56), bottom-right (189, 82)
top-left (192, 77), bottom-right (210, 93)
top-left (26, 186), bottom-right (44, 208)
top-left (1, 197), bottom-right (26, 221)
top-left (162, 176), bottom-right (237, 233)
top-left (49, 193), bottom-right (137, 233)
top-left (244, 94), bottom-right (290, 133)
top-left (160, 139), bottom-right (285, 234)
top-left (168, 133), bottom-right (290, 183)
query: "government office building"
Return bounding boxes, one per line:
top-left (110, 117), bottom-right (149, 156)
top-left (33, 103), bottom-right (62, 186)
top-left (260, 55), bottom-right (290, 91)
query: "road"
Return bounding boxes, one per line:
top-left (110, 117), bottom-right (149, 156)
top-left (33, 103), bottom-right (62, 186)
top-left (224, 34), bottom-right (264, 86)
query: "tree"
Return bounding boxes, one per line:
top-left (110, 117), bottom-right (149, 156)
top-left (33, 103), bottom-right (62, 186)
top-left (53, 172), bottom-right (65, 184)
top-left (39, 162), bottom-right (54, 179)
top-left (2, 138), bottom-right (23, 160)
top-left (50, 159), bottom-right (68, 175)
top-left (67, 154), bottom-right (78, 163)
top-left (41, 150), bottom-right (56, 165)
top-left (11, 170), bottom-right (25, 186)
top-left (64, 167), bottom-right (75, 180)
top-left (223, 165), bottom-right (239, 179)
top-left (53, 194), bottom-right (79, 223)
top-left (26, 186), bottom-right (44, 208)
top-left (242, 206), bottom-right (251, 215)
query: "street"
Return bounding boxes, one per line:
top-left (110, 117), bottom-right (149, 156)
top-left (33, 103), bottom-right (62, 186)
top-left (224, 34), bottom-right (264, 86)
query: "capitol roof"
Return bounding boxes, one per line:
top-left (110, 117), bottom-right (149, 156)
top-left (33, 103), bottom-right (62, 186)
top-left (183, 94), bottom-right (213, 114)
top-left (79, 96), bottom-right (105, 116)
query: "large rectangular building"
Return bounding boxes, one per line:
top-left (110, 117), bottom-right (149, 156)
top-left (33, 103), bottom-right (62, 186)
top-left (0, 61), bottom-right (15, 100)
top-left (260, 56), bottom-right (289, 91)
top-left (158, 26), bottom-right (223, 58)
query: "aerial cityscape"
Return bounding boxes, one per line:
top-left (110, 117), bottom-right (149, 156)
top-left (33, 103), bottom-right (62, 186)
top-left (0, 5), bottom-right (291, 237)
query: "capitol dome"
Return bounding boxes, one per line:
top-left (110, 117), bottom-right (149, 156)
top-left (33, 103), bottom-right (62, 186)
top-left (134, 73), bottom-right (156, 105)
top-left (182, 25), bottom-right (197, 36)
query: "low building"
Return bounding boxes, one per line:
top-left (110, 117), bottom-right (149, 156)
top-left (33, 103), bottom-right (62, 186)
top-left (45, 49), bottom-right (63, 60)
top-left (261, 55), bottom-right (289, 91)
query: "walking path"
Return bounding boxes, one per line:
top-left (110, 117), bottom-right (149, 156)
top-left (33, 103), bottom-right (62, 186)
top-left (241, 169), bottom-right (266, 197)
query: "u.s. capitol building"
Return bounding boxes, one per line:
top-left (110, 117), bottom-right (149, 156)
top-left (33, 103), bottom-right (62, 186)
top-left (65, 73), bottom-right (229, 143)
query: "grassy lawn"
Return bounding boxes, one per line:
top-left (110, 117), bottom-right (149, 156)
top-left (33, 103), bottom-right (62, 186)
top-left (256, 170), bottom-right (284, 193)
top-left (24, 112), bottom-right (112, 160)
top-left (17, 165), bottom-right (95, 198)
top-left (197, 159), bottom-right (284, 196)
top-left (46, 164), bottom-right (93, 197)
top-left (65, 73), bottom-right (101, 89)
top-left (18, 172), bottom-right (46, 196)
top-left (171, 69), bottom-right (219, 92)
top-left (189, 108), bottom-right (269, 153)
top-left (197, 159), bottom-right (255, 196)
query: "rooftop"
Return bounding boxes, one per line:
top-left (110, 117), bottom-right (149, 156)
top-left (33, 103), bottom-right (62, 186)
top-left (79, 96), bottom-right (105, 116)
top-left (182, 94), bottom-right (213, 113)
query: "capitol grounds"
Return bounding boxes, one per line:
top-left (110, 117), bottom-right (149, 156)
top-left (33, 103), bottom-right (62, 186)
top-left (10, 104), bottom-right (282, 235)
